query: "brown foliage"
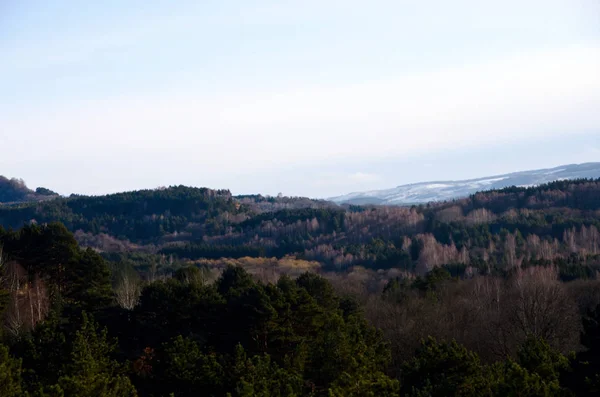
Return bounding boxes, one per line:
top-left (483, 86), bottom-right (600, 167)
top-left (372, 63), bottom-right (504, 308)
top-left (328, 265), bottom-right (583, 370)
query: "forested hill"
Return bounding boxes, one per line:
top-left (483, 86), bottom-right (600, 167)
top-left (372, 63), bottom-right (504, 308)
top-left (0, 186), bottom-right (239, 243)
top-left (3, 222), bottom-right (599, 396)
top-left (1, 179), bottom-right (600, 395)
top-left (0, 176), bottom-right (58, 204)
top-left (0, 178), bottom-right (599, 279)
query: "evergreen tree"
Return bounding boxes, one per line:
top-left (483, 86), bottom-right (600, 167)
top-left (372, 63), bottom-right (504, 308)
top-left (41, 313), bottom-right (137, 397)
top-left (0, 344), bottom-right (23, 397)
top-left (400, 337), bottom-right (492, 397)
top-left (228, 344), bottom-right (303, 397)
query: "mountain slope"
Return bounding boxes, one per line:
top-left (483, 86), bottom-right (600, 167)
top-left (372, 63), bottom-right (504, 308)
top-left (329, 162), bottom-right (600, 205)
top-left (0, 176), bottom-right (58, 204)
top-left (1, 177), bottom-right (599, 278)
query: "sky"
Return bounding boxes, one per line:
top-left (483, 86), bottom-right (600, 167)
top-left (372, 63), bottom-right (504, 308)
top-left (1, 0), bottom-right (599, 198)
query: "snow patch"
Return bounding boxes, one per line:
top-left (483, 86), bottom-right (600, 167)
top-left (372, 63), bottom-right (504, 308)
top-left (329, 163), bottom-right (600, 205)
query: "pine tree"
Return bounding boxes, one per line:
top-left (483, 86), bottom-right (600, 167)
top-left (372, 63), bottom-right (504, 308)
top-left (42, 313), bottom-right (137, 397)
top-left (0, 344), bottom-right (23, 397)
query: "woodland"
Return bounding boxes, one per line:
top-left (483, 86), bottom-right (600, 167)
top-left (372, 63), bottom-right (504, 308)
top-left (0, 178), bottom-right (600, 395)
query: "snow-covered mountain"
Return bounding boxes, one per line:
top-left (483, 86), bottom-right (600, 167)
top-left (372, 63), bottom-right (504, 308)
top-left (329, 162), bottom-right (600, 205)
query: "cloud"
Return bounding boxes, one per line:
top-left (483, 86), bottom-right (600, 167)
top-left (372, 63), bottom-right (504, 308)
top-left (348, 172), bottom-right (382, 183)
top-left (3, 46), bottom-right (598, 161)
top-left (1, 46), bottom-right (599, 197)
top-left (309, 171), bottom-right (385, 194)
top-left (581, 146), bottom-right (600, 159)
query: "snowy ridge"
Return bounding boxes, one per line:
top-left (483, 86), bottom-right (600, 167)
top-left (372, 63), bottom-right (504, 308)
top-left (329, 162), bottom-right (600, 205)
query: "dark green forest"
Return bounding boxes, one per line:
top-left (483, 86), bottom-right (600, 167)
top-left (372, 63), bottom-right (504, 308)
top-left (0, 177), bottom-right (57, 204)
top-left (1, 179), bottom-right (600, 277)
top-left (1, 179), bottom-right (600, 395)
top-left (1, 224), bottom-right (600, 396)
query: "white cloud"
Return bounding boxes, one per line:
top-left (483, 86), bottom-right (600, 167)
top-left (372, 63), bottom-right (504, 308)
top-left (1, 46), bottom-right (599, 196)
top-left (348, 172), bottom-right (382, 183)
top-left (310, 171), bottom-right (385, 193)
top-left (3, 46), bottom-right (598, 161)
top-left (581, 147), bottom-right (600, 159)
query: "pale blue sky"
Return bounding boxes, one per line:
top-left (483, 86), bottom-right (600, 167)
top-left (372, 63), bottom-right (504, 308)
top-left (1, 0), bottom-right (599, 197)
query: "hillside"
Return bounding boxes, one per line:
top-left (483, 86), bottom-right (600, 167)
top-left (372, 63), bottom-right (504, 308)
top-left (0, 186), bottom-right (333, 246)
top-left (1, 179), bottom-right (599, 280)
top-left (1, 179), bottom-right (600, 396)
top-left (329, 162), bottom-right (600, 205)
top-left (0, 183), bottom-right (600, 396)
top-left (0, 176), bottom-right (58, 204)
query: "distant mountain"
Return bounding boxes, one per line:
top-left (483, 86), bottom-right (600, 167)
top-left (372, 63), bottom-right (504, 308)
top-left (329, 162), bottom-right (600, 205)
top-left (0, 176), bottom-right (59, 204)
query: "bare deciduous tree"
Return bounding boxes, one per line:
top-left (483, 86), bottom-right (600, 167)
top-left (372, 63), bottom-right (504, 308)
top-left (115, 272), bottom-right (142, 310)
top-left (4, 261), bottom-right (26, 337)
top-left (2, 258), bottom-right (50, 338)
top-left (506, 266), bottom-right (579, 351)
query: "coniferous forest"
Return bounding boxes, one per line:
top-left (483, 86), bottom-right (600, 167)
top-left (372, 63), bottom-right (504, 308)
top-left (1, 179), bottom-right (600, 395)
